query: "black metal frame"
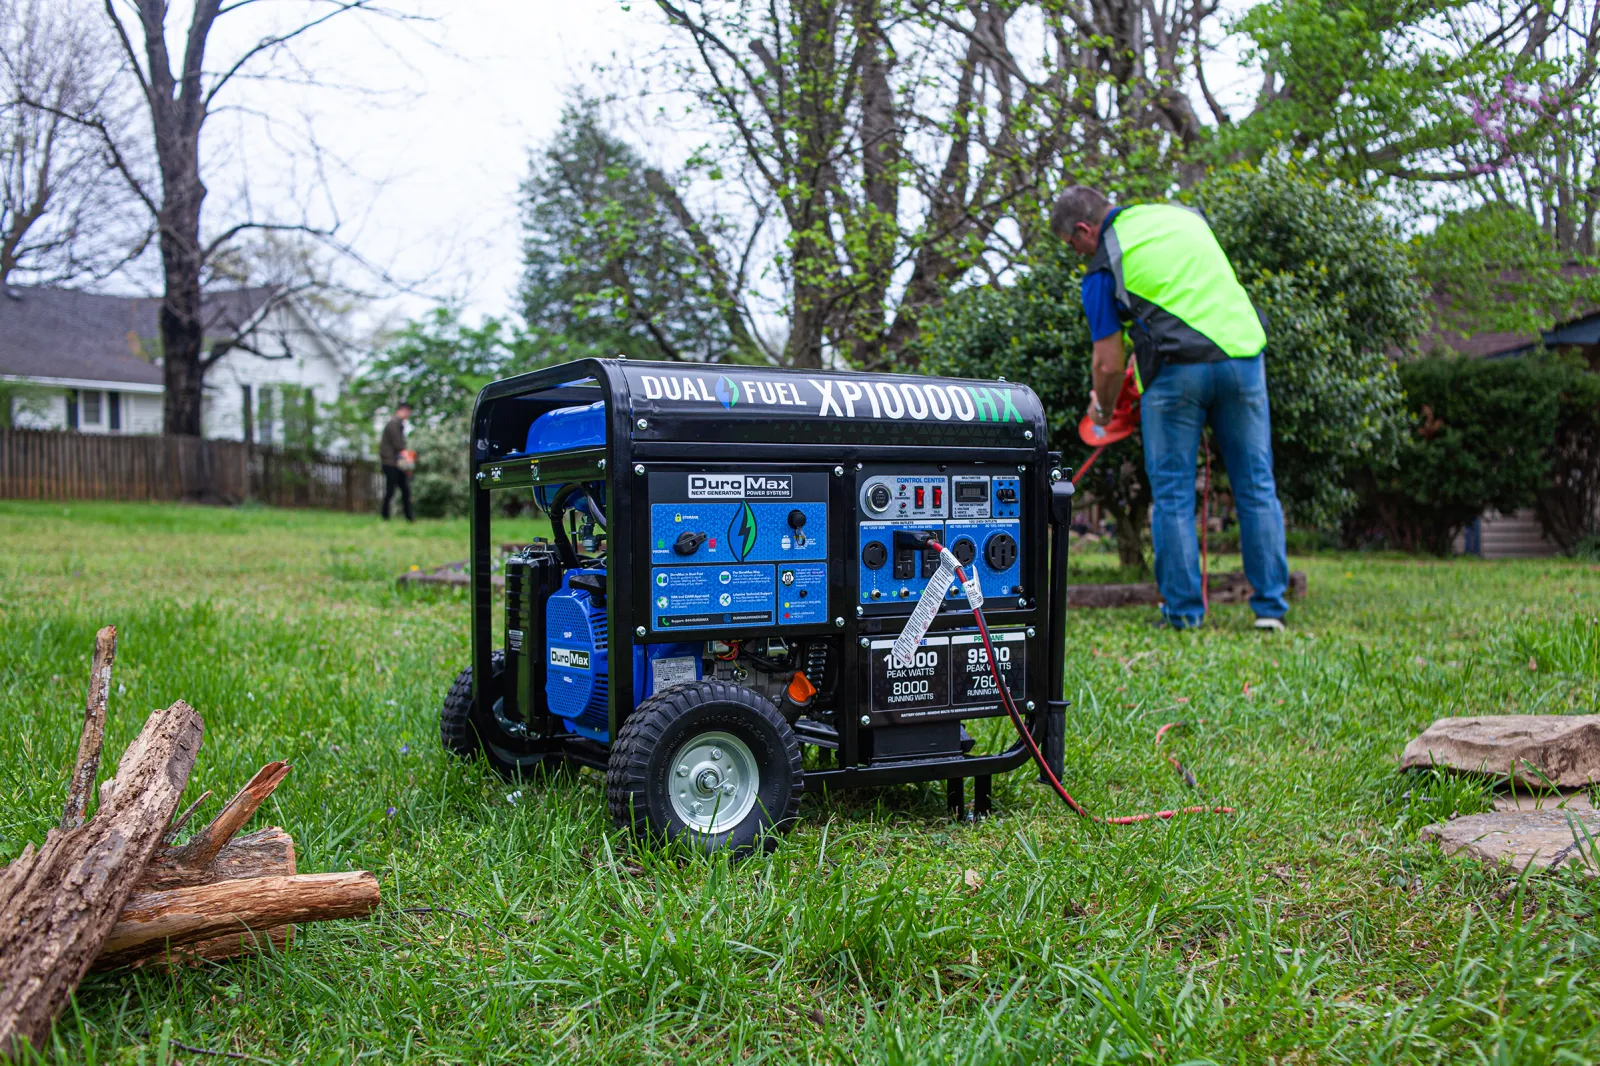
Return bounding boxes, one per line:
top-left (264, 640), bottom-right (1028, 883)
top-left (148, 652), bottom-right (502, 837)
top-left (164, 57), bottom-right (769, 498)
top-left (464, 358), bottom-right (1071, 795)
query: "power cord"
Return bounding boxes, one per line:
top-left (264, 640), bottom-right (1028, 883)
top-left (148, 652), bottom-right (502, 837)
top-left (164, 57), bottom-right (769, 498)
top-left (914, 535), bottom-right (1234, 825)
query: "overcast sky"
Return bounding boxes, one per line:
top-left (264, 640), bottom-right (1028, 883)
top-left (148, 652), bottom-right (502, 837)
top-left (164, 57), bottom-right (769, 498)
top-left (190, 0), bottom-right (680, 328)
top-left (178, 0), bottom-right (1259, 334)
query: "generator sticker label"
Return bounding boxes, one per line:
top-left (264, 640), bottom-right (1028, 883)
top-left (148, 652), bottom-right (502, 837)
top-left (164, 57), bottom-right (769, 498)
top-left (651, 564), bottom-right (775, 631)
top-left (777, 563), bottom-right (827, 626)
top-left (626, 367), bottom-right (1030, 426)
top-left (951, 631), bottom-right (1026, 708)
top-left (650, 656), bottom-right (698, 692)
top-left (549, 646), bottom-right (592, 670)
top-left (686, 473), bottom-right (794, 500)
top-left (870, 636), bottom-right (949, 714)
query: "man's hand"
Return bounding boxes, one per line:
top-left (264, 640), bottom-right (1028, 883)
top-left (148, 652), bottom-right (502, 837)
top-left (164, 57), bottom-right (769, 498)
top-left (1086, 395), bottom-right (1112, 427)
top-left (1090, 333), bottom-right (1127, 427)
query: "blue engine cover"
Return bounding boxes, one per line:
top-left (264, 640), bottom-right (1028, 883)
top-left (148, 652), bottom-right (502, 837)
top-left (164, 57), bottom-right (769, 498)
top-left (545, 570), bottom-right (702, 744)
top-left (524, 400), bottom-right (605, 455)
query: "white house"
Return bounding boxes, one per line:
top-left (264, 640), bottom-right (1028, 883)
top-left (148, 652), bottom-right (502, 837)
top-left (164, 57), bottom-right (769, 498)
top-left (0, 285), bottom-right (348, 443)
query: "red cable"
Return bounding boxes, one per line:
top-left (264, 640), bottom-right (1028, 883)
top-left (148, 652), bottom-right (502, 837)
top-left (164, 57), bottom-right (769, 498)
top-left (928, 540), bottom-right (1233, 825)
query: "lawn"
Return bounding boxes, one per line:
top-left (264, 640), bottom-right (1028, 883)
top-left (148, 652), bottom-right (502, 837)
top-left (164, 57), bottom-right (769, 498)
top-left (3, 500), bottom-right (1600, 1064)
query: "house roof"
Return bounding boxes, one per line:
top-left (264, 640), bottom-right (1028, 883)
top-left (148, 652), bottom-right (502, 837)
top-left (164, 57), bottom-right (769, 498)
top-left (0, 285), bottom-right (278, 388)
top-left (1418, 264), bottom-right (1599, 359)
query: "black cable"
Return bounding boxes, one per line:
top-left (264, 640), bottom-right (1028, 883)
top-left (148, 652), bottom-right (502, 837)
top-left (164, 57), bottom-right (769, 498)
top-left (584, 481), bottom-right (608, 529)
top-left (545, 483), bottom-right (584, 570)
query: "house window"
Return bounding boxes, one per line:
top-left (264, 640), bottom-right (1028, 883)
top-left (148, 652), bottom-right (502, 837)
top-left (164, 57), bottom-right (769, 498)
top-left (241, 384), bottom-right (254, 444)
top-left (81, 390), bottom-right (102, 426)
top-left (258, 385), bottom-right (274, 445)
top-left (108, 392), bottom-right (121, 432)
top-left (66, 390), bottom-right (78, 429)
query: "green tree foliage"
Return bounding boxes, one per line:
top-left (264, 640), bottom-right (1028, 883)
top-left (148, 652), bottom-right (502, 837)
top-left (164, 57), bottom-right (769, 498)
top-left (408, 417), bottom-right (473, 520)
top-left (919, 166), bottom-right (1421, 567)
top-left (1414, 203), bottom-right (1600, 342)
top-left (1223, 0), bottom-right (1599, 342)
top-left (349, 306), bottom-right (538, 427)
top-left (1355, 356), bottom-right (1564, 554)
top-left (1226, 0), bottom-right (1599, 235)
top-left (520, 100), bottom-right (759, 363)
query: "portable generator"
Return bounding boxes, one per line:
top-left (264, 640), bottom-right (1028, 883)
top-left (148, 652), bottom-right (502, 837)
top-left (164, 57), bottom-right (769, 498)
top-left (439, 358), bottom-right (1074, 854)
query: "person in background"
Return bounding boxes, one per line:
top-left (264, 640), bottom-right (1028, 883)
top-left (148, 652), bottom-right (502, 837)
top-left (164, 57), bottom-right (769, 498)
top-left (379, 402), bottom-right (415, 523)
top-left (1051, 185), bottom-right (1289, 631)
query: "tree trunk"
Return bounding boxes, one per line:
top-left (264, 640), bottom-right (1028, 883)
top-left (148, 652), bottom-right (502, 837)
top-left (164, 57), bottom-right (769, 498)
top-left (786, 278), bottom-right (827, 369)
top-left (158, 187), bottom-right (208, 437)
top-left (95, 871), bottom-right (378, 971)
top-left (0, 700), bottom-right (204, 1057)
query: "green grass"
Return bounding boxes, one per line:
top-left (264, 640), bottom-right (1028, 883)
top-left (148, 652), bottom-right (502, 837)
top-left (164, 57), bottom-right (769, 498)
top-left (3, 500), bottom-right (1600, 1063)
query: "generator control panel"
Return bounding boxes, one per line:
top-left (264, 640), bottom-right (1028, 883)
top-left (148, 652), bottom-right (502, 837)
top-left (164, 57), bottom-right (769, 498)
top-left (857, 464), bottom-right (1024, 616)
top-left (646, 469), bottom-right (830, 634)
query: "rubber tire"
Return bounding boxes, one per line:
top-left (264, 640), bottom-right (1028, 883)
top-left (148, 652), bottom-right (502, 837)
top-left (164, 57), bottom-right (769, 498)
top-left (606, 680), bottom-right (802, 856)
top-left (440, 651), bottom-right (568, 781)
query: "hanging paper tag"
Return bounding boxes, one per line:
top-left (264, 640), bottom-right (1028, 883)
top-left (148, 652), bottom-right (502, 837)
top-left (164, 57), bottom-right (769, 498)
top-left (892, 555), bottom-right (957, 668)
top-left (961, 573), bottom-right (984, 609)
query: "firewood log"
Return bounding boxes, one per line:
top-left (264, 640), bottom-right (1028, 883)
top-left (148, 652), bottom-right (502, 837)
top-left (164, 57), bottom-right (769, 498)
top-left (117, 827), bottom-right (298, 969)
top-left (94, 872), bottom-right (380, 971)
top-left (0, 700), bottom-right (203, 1057)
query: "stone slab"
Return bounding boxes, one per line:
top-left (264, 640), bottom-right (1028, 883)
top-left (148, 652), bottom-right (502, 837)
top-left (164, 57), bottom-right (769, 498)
top-left (1420, 810), bottom-right (1600, 875)
top-left (1400, 715), bottom-right (1600, 788)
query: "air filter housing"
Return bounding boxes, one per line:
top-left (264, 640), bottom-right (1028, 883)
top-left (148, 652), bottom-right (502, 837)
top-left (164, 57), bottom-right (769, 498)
top-left (545, 570), bottom-right (609, 740)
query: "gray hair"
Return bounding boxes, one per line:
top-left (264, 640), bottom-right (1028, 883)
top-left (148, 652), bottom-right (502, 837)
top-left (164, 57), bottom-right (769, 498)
top-left (1050, 186), bottom-right (1112, 238)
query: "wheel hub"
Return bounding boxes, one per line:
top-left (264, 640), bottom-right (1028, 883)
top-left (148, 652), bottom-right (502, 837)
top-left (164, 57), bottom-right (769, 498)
top-left (669, 731), bottom-right (758, 832)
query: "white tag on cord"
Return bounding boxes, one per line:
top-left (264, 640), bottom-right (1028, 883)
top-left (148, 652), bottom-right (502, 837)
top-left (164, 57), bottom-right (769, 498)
top-left (892, 548), bottom-right (960, 668)
top-left (961, 572), bottom-right (984, 609)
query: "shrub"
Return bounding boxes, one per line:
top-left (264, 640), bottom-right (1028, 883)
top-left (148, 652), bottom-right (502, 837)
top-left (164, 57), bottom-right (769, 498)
top-left (409, 417), bottom-right (472, 519)
top-left (1354, 356), bottom-right (1561, 554)
top-left (1535, 361), bottom-right (1600, 553)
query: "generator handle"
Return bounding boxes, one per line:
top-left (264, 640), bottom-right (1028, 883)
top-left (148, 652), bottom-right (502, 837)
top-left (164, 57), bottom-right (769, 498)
top-left (1041, 472), bottom-right (1074, 781)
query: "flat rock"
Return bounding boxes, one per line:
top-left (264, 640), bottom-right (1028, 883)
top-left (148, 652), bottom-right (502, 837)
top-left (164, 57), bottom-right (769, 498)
top-left (1400, 715), bottom-right (1600, 788)
top-left (1421, 810), bottom-right (1600, 875)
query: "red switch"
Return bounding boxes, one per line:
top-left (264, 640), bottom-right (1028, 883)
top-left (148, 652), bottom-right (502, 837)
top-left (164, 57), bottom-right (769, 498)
top-left (932, 486), bottom-right (942, 509)
top-left (915, 486), bottom-right (925, 508)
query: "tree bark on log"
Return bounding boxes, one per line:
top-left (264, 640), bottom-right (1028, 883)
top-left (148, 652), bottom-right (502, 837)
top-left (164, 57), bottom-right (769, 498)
top-left (113, 827), bottom-right (298, 969)
top-left (95, 872), bottom-right (380, 971)
top-left (0, 700), bottom-right (203, 1057)
top-left (61, 625), bottom-right (116, 830)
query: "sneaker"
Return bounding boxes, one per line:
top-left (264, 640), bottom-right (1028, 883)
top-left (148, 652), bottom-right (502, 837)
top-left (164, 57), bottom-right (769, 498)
top-left (1254, 616), bottom-right (1285, 632)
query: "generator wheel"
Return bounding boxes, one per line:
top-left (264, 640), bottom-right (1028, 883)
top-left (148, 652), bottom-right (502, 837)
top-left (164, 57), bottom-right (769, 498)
top-left (606, 681), bottom-right (802, 856)
top-left (440, 652), bottom-right (568, 780)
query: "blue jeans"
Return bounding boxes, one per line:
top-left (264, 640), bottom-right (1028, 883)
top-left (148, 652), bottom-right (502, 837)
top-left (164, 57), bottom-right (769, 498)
top-left (1140, 355), bottom-right (1289, 627)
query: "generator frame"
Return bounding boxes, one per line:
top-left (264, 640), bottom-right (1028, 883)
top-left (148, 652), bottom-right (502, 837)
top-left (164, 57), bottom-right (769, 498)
top-left (464, 357), bottom-right (1071, 804)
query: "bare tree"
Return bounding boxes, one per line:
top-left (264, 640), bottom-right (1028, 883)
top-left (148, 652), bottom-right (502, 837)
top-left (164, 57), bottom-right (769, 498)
top-left (81, 0), bottom-right (410, 437)
top-left (651, 0), bottom-right (1223, 369)
top-left (0, 0), bottom-right (148, 285)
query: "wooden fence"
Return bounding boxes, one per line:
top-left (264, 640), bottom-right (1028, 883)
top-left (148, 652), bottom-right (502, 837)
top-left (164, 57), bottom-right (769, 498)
top-left (0, 428), bottom-right (382, 512)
